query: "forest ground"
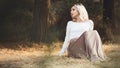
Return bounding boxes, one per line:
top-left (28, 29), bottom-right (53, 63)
top-left (0, 41), bottom-right (120, 68)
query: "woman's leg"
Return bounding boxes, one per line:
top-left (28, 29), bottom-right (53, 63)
top-left (85, 30), bottom-right (106, 61)
top-left (68, 32), bottom-right (86, 58)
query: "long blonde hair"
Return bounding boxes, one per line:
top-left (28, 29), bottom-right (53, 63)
top-left (74, 3), bottom-right (89, 21)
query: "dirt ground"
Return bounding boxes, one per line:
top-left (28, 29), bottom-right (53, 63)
top-left (0, 42), bottom-right (120, 68)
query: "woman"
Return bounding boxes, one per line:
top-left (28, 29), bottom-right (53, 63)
top-left (59, 3), bottom-right (108, 62)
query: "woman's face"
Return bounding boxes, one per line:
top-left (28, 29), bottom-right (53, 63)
top-left (70, 6), bottom-right (80, 19)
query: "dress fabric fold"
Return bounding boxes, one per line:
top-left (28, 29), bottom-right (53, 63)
top-left (68, 30), bottom-right (107, 61)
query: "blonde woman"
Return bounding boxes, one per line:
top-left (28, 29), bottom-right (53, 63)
top-left (60, 3), bottom-right (108, 62)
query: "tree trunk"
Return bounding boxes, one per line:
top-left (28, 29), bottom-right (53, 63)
top-left (103, 0), bottom-right (115, 27)
top-left (102, 0), bottom-right (114, 41)
top-left (31, 0), bottom-right (50, 43)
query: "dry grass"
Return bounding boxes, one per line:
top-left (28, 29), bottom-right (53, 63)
top-left (0, 42), bottom-right (120, 68)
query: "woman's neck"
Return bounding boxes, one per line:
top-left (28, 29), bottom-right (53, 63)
top-left (73, 17), bottom-right (88, 23)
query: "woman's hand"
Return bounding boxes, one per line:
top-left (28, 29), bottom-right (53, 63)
top-left (59, 51), bottom-right (65, 56)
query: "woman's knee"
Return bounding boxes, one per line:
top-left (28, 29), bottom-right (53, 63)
top-left (93, 30), bottom-right (99, 34)
top-left (93, 30), bottom-right (97, 33)
top-left (84, 30), bottom-right (99, 37)
top-left (84, 30), bottom-right (94, 35)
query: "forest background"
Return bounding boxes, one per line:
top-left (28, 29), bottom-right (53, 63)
top-left (0, 0), bottom-right (120, 44)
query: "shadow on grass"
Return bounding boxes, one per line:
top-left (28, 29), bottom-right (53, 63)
top-left (0, 60), bottom-right (22, 68)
